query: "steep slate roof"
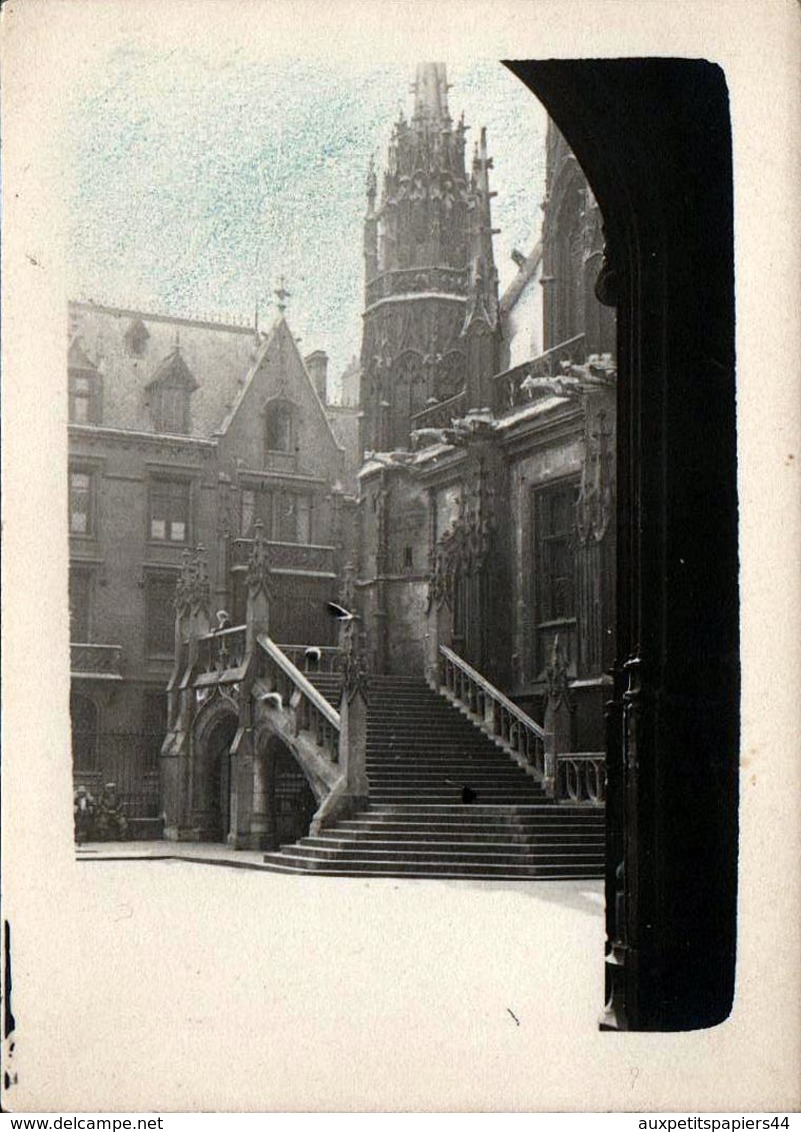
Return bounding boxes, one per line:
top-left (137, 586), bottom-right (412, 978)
top-left (68, 301), bottom-right (260, 438)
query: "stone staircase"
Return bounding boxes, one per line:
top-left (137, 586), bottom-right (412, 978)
top-left (260, 674), bottom-right (605, 879)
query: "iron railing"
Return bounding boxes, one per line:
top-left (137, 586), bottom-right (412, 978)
top-left (73, 730), bottom-right (161, 820)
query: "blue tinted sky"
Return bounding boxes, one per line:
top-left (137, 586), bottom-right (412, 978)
top-left (66, 50), bottom-right (547, 387)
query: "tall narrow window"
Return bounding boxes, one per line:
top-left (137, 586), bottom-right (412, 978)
top-left (264, 402), bottom-right (294, 454)
top-left (296, 495), bottom-right (312, 544)
top-left (155, 384), bottom-right (190, 434)
top-left (241, 489), bottom-right (256, 538)
top-left (69, 469), bottom-right (95, 536)
top-left (145, 573), bottom-right (177, 656)
top-left (275, 492), bottom-right (298, 542)
top-left (69, 372), bottom-right (100, 424)
top-left (69, 567), bottom-right (93, 641)
top-left (240, 487), bottom-right (273, 538)
top-left (149, 479), bottom-right (190, 543)
top-left (535, 481), bottom-right (578, 623)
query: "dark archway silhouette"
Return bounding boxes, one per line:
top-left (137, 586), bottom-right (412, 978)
top-left (505, 60), bottom-right (738, 1031)
top-left (193, 710), bottom-right (237, 842)
top-left (255, 733), bottom-right (319, 851)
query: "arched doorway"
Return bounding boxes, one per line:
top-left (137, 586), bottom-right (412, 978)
top-left (193, 709), bottom-right (237, 842)
top-left (254, 734), bottom-right (318, 850)
top-left (505, 60), bottom-right (738, 1030)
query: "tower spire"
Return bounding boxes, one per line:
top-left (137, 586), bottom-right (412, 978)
top-left (413, 62), bottom-right (449, 124)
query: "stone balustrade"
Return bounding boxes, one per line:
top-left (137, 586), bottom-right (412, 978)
top-left (257, 636), bottom-right (340, 761)
top-left (438, 644), bottom-right (547, 783)
top-left (70, 642), bottom-right (123, 679)
top-left (556, 752), bottom-right (606, 805)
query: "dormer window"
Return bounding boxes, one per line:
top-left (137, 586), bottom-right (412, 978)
top-left (68, 338), bottom-right (102, 425)
top-left (124, 317), bottom-right (150, 357)
top-left (154, 383), bottom-right (190, 434)
top-left (69, 372), bottom-right (100, 424)
top-left (264, 399), bottom-right (295, 454)
top-left (146, 347), bottom-right (198, 436)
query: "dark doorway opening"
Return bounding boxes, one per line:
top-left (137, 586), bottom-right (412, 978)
top-left (273, 742), bottom-right (317, 847)
top-left (505, 59), bottom-right (739, 1031)
top-left (199, 714), bottom-right (237, 842)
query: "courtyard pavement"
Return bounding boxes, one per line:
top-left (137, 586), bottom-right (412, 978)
top-left (9, 843), bottom-right (768, 1112)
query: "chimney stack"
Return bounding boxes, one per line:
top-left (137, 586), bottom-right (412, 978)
top-left (304, 350), bottom-right (329, 403)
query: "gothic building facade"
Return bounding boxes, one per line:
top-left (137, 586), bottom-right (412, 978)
top-left (356, 65), bottom-right (616, 750)
top-left (69, 63), bottom-right (615, 835)
top-left (68, 300), bottom-right (358, 834)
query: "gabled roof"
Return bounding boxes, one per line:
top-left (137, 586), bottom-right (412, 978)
top-left (145, 346), bottom-right (199, 392)
top-left (215, 316), bottom-right (342, 452)
top-left (68, 336), bottom-right (99, 373)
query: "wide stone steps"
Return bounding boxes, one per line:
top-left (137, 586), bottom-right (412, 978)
top-left (259, 854), bottom-right (602, 880)
top-left (326, 825), bottom-right (603, 844)
top-left (260, 673), bottom-right (605, 880)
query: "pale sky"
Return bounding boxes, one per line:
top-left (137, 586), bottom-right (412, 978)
top-left (66, 51), bottom-right (548, 391)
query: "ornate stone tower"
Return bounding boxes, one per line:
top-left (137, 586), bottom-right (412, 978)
top-left (360, 63), bottom-right (500, 455)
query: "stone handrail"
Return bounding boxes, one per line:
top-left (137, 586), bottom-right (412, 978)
top-left (438, 645), bottom-right (547, 781)
top-left (257, 635), bottom-right (340, 759)
top-left (410, 389), bottom-right (467, 433)
top-left (276, 644), bottom-right (343, 674)
top-left (230, 538), bottom-right (336, 574)
top-left (492, 332), bottom-right (586, 412)
top-left (557, 752), bottom-right (606, 805)
top-left (196, 624), bottom-right (248, 676)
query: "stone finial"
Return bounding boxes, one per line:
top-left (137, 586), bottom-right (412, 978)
top-left (342, 621), bottom-right (369, 703)
top-left (274, 277), bottom-right (291, 315)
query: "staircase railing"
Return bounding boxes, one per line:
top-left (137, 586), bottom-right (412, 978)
top-left (438, 645), bottom-right (547, 782)
top-left (557, 753), bottom-right (606, 805)
top-left (275, 644), bottom-right (343, 674)
top-left (196, 624), bottom-right (248, 676)
top-left (257, 635), bottom-right (341, 761)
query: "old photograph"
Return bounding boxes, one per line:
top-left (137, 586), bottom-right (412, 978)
top-left (3, 0), bottom-right (800, 1115)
